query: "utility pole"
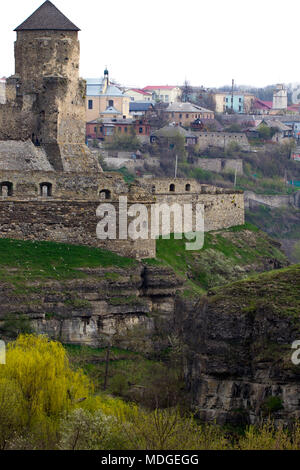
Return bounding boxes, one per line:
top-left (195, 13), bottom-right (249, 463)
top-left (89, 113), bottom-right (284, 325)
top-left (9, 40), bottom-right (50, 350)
top-left (234, 161), bottom-right (238, 188)
top-left (103, 345), bottom-right (111, 391)
top-left (175, 154), bottom-right (178, 178)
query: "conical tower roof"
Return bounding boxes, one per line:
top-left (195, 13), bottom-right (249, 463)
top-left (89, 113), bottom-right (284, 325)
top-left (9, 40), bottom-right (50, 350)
top-left (14, 1), bottom-right (80, 31)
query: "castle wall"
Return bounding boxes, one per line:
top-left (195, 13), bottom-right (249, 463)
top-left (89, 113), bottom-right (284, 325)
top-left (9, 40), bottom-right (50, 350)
top-left (196, 132), bottom-right (250, 151)
top-left (192, 158), bottom-right (243, 175)
top-left (154, 192), bottom-right (244, 232)
top-left (140, 178), bottom-right (245, 232)
top-left (0, 200), bottom-right (156, 260)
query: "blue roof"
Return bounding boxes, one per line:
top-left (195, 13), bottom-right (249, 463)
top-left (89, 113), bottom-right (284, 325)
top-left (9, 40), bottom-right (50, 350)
top-left (130, 102), bottom-right (154, 112)
top-left (86, 78), bottom-right (124, 97)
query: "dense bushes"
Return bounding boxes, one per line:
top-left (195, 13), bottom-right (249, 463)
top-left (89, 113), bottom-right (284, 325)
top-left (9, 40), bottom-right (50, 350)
top-left (2, 334), bottom-right (300, 450)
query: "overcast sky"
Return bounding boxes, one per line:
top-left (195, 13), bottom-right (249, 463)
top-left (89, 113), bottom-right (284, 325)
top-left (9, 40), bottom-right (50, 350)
top-left (0, 0), bottom-right (299, 89)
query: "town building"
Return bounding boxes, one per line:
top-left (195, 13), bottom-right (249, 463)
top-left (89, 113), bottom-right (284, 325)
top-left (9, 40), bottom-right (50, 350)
top-left (150, 124), bottom-right (198, 146)
top-left (252, 98), bottom-right (273, 114)
top-left (273, 84), bottom-right (287, 110)
top-left (143, 85), bottom-right (182, 104)
top-left (213, 91), bottom-right (255, 114)
top-left (129, 101), bottom-right (155, 118)
top-left (86, 71), bottom-right (130, 121)
top-left (124, 88), bottom-right (152, 101)
top-left (163, 102), bottom-right (214, 126)
top-left (86, 117), bottom-right (150, 141)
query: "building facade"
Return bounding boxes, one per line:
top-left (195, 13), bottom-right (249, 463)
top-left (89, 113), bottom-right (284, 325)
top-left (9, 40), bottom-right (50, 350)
top-left (143, 86), bottom-right (182, 104)
top-left (86, 72), bottom-right (130, 121)
top-left (213, 92), bottom-right (254, 114)
top-left (124, 88), bottom-right (152, 101)
top-left (163, 102), bottom-right (214, 126)
top-left (273, 84), bottom-right (288, 110)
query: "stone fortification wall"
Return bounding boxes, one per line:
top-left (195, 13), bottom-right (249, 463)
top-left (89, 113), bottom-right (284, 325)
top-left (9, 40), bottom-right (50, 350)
top-left (196, 132), bottom-right (250, 151)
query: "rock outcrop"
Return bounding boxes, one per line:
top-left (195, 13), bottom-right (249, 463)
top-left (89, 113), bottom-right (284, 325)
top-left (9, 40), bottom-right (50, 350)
top-left (175, 265), bottom-right (300, 426)
top-left (0, 264), bottom-right (183, 350)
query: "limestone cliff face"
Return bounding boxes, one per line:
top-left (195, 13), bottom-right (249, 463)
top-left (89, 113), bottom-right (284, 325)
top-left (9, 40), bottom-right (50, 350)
top-left (0, 264), bottom-right (183, 349)
top-left (175, 265), bottom-right (300, 426)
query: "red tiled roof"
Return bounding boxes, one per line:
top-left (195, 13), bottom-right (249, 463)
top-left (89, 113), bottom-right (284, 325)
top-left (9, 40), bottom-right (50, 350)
top-left (143, 86), bottom-right (178, 91)
top-left (288, 104), bottom-right (300, 111)
top-left (131, 88), bottom-right (152, 95)
top-left (253, 98), bottom-right (272, 109)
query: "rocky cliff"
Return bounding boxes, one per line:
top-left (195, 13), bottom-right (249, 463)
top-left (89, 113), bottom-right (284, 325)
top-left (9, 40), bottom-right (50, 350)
top-left (0, 261), bottom-right (183, 350)
top-left (175, 265), bottom-right (300, 426)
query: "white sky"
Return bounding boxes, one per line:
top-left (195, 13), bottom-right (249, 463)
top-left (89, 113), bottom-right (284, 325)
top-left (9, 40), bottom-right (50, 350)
top-left (0, 0), bottom-right (299, 89)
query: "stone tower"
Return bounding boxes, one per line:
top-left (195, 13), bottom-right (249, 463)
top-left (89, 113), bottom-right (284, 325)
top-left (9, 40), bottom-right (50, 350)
top-left (1, 1), bottom-right (100, 173)
top-left (272, 84), bottom-right (287, 110)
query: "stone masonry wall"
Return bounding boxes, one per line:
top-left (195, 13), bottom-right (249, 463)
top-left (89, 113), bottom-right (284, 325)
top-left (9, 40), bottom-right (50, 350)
top-left (196, 132), bottom-right (250, 151)
top-left (192, 158), bottom-right (243, 175)
top-left (0, 200), bottom-right (156, 260)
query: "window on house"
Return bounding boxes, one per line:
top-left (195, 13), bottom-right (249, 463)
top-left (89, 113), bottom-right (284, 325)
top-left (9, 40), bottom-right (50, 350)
top-left (185, 183), bottom-right (191, 192)
top-left (186, 114), bottom-right (189, 118)
top-left (139, 127), bottom-right (143, 134)
top-left (239, 106), bottom-right (242, 112)
top-left (0, 181), bottom-right (13, 197)
top-left (88, 100), bottom-right (93, 109)
top-left (124, 127), bottom-right (128, 133)
top-left (239, 98), bottom-right (242, 102)
top-left (179, 114), bottom-right (182, 118)
top-left (94, 127), bottom-right (97, 132)
top-left (100, 189), bottom-right (111, 200)
top-left (169, 184), bottom-right (175, 192)
top-left (109, 100), bottom-right (114, 107)
top-left (40, 182), bottom-right (52, 197)
top-left (152, 185), bottom-right (156, 193)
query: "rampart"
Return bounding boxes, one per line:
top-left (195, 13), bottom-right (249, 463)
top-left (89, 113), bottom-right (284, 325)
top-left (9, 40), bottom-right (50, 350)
top-left (196, 132), bottom-right (250, 151)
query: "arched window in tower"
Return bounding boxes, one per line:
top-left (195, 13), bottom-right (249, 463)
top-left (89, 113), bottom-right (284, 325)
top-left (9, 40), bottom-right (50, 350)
top-left (169, 184), bottom-right (175, 192)
top-left (185, 183), bottom-right (191, 192)
top-left (108, 100), bottom-right (114, 108)
top-left (40, 182), bottom-right (52, 197)
top-left (99, 189), bottom-right (111, 200)
top-left (0, 182), bottom-right (13, 197)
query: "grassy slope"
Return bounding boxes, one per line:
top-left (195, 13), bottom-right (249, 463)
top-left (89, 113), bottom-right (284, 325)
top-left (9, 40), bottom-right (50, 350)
top-left (145, 223), bottom-right (288, 294)
top-left (209, 264), bottom-right (300, 318)
top-left (0, 238), bottom-right (136, 286)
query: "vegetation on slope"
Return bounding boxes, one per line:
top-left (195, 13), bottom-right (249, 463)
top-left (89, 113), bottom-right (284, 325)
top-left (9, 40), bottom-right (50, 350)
top-left (0, 238), bottom-right (136, 286)
top-left (246, 205), bottom-right (300, 263)
top-left (2, 334), bottom-right (300, 450)
top-left (209, 263), bottom-right (300, 317)
top-left (148, 223), bottom-right (288, 293)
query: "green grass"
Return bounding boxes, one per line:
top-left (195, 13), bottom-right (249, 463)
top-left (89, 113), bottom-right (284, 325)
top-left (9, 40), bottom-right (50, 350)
top-left (152, 224), bottom-right (287, 291)
top-left (209, 264), bottom-right (300, 319)
top-left (0, 238), bottom-right (136, 286)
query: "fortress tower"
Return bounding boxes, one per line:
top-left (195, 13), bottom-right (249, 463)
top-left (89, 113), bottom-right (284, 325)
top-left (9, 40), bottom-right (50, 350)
top-left (1, 0), bottom-right (100, 172)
